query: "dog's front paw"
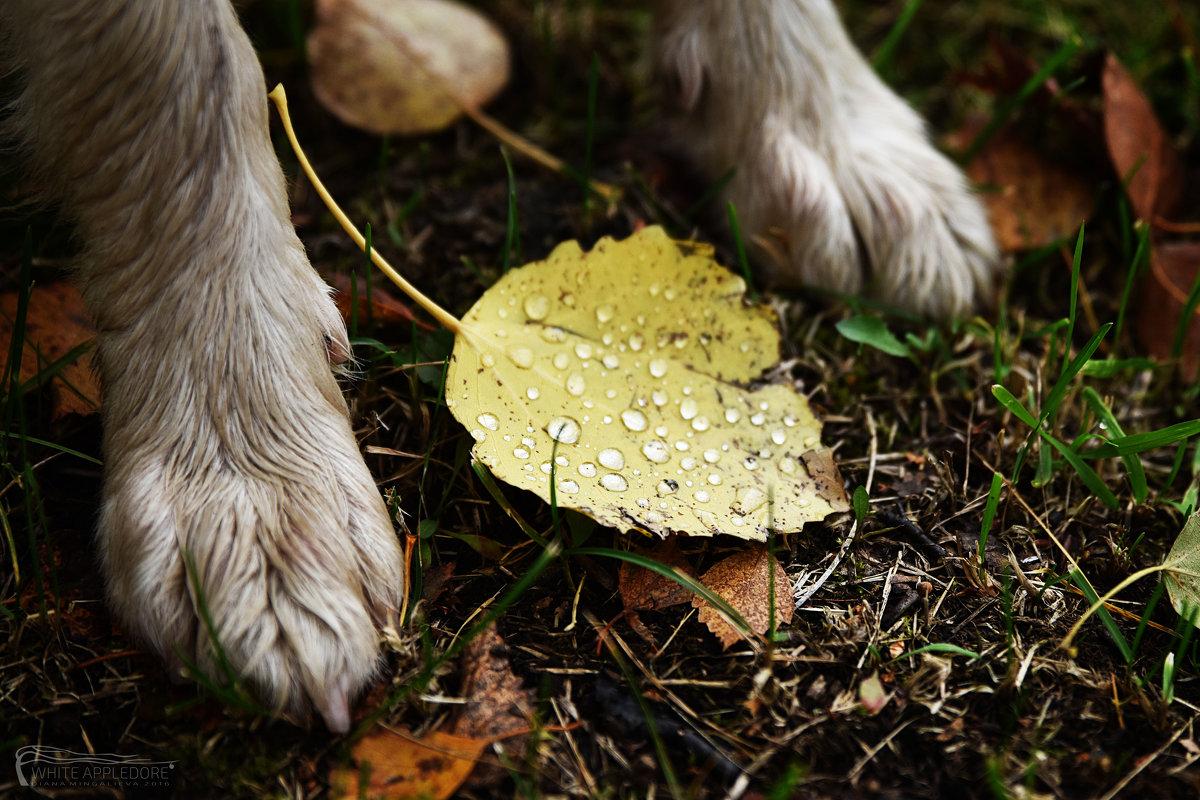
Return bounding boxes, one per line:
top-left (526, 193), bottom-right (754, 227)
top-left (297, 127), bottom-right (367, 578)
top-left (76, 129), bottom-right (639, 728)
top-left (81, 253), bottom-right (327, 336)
top-left (657, 0), bottom-right (999, 316)
top-left (96, 276), bottom-right (403, 733)
top-left (777, 108), bottom-right (993, 316)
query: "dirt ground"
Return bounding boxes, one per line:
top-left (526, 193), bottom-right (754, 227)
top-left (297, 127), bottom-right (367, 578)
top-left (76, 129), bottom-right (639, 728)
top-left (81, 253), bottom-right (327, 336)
top-left (5, 1), bottom-right (1200, 798)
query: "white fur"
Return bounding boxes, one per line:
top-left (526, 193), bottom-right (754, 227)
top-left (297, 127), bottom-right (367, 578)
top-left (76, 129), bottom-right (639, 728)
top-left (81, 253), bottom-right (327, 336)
top-left (656, 0), bottom-right (999, 316)
top-left (2, 0), bottom-right (404, 732)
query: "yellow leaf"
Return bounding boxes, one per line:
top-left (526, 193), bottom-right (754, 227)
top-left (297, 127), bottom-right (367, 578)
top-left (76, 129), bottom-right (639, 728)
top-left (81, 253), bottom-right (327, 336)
top-left (268, 92), bottom-right (847, 541)
top-left (446, 226), bottom-right (848, 540)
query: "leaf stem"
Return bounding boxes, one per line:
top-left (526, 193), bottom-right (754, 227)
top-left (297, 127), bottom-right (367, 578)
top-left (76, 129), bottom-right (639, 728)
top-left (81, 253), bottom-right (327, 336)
top-left (268, 85), bottom-right (462, 334)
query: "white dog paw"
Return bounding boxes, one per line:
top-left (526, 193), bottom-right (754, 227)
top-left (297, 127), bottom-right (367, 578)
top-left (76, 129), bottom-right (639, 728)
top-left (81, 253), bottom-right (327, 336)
top-left (96, 273), bottom-right (403, 733)
top-left (657, 0), bottom-right (999, 316)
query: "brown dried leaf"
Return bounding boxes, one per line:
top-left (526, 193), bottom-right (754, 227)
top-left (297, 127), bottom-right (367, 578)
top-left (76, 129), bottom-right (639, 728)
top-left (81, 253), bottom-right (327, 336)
top-left (452, 625), bottom-right (533, 742)
top-left (1103, 54), bottom-right (1183, 221)
top-left (421, 560), bottom-right (456, 605)
top-left (331, 728), bottom-right (484, 800)
top-left (308, 0), bottom-right (510, 136)
top-left (618, 538), bottom-right (696, 612)
top-left (1135, 241), bottom-right (1200, 376)
top-left (951, 128), bottom-right (1093, 252)
top-left (0, 282), bottom-right (99, 419)
top-left (691, 545), bottom-right (794, 649)
top-left (451, 626), bottom-right (534, 789)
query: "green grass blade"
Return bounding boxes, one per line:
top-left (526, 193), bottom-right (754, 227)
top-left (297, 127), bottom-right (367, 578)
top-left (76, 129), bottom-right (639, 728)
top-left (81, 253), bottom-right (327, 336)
top-left (1065, 225), bottom-right (1084, 368)
top-left (1041, 322), bottom-right (1112, 423)
top-left (1171, 260), bottom-right (1200, 369)
top-left (890, 643), bottom-right (982, 661)
top-left (992, 385), bottom-right (1039, 428)
top-left (1080, 387), bottom-right (1147, 502)
top-left (726, 202), bottom-right (759, 302)
top-left (582, 53), bottom-right (599, 216)
top-left (472, 460), bottom-right (549, 547)
top-left (1114, 222), bottom-right (1150, 346)
top-left (1086, 420), bottom-right (1200, 459)
top-left (979, 472), bottom-right (1004, 558)
top-left (1080, 357), bottom-right (1157, 378)
top-left (1131, 579), bottom-right (1166, 662)
top-left (1069, 568), bottom-right (1133, 663)
top-left (501, 148), bottom-right (522, 272)
top-left (871, 0), bottom-right (924, 76)
top-left (1040, 429), bottom-right (1119, 509)
top-left (0, 432), bottom-right (101, 466)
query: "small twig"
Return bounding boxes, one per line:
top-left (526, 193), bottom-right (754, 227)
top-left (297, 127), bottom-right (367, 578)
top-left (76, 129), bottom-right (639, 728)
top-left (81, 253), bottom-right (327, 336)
top-left (876, 507), bottom-right (952, 566)
top-left (864, 408), bottom-right (878, 494)
top-left (795, 516), bottom-right (858, 607)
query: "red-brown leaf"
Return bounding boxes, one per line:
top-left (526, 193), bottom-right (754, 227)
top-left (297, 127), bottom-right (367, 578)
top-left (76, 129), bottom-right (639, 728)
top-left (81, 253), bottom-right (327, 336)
top-left (691, 546), bottom-right (794, 649)
top-left (952, 129), bottom-right (1093, 252)
top-left (1103, 54), bottom-right (1183, 222)
top-left (618, 537), bottom-right (696, 612)
top-left (1136, 241), bottom-right (1200, 377)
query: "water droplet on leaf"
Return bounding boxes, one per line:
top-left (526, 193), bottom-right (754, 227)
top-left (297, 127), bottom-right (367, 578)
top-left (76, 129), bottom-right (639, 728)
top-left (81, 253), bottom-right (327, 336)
top-left (621, 409), bottom-right (648, 431)
top-left (507, 347), bottom-right (535, 368)
top-left (601, 473), bottom-right (628, 492)
top-left (547, 416), bottom-right (581, 444)
top-left (598, 448), bottom-right (626, 470)
top-left (524, 295), bottom-right (550, 320)
top-left (642, 440), bottom-right (671, 463)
